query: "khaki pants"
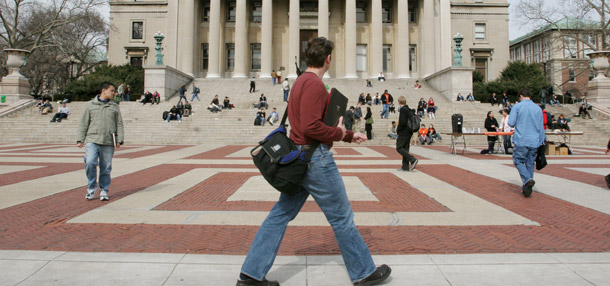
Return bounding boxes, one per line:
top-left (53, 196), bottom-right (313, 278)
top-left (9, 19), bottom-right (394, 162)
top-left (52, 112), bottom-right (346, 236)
top-left (353, 119), bottom-right (362, 132)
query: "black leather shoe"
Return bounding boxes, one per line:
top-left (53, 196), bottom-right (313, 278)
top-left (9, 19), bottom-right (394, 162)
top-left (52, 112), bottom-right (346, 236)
top-left (236, 278), bottom-right (280, 286)
top-left (409, 160), bottom-right (418, 171)
top-left (353, 264), bottom-right (391, 286)
top-left (523, 179), bottom-right (535, 197)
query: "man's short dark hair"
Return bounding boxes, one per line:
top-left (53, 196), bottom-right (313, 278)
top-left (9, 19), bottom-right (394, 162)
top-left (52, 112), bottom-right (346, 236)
top-left (305, 37), bottom-right (334, 68)
top-left (99, 81), bottom-right (116, 93)
top-left (519, 88), bottom-right (531, 98)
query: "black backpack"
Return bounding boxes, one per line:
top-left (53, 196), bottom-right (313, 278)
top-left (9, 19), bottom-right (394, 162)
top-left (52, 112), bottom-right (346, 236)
top-left (254, 117), bottom-right (262, 126)
top-left (162, 111), bottom-right (169, 120)
top-left (407, 108), bottom-right (421, 133)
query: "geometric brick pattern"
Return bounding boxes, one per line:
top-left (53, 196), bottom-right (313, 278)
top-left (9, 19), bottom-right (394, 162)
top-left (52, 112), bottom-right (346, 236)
top-left (1, 144), bottom-right (609, 255)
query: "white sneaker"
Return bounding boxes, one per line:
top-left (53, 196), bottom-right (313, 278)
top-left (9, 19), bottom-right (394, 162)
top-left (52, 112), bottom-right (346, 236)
top-left (85, 189), bottom-right (97, 200)
top-left (100, 190), bottom-right (109, 201)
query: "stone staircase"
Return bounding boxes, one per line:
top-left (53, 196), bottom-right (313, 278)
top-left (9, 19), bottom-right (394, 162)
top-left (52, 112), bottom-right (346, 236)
top-left (1, 79), bottom-right (608, 146)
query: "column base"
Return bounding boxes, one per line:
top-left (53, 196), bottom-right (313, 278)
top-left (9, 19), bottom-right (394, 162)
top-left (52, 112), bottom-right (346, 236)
top-left (344, 74), bottom-right (358, 79)
top-left (395, 74), bottom-right (411, 79)
top-left (206, 73), bottom-right (221, 79)
top-left (232, 73), bottom-right (247, 78)
top-left (287, 73), bottom-right (298, 79)
top-left (259, 75), bottom-right (272, 78)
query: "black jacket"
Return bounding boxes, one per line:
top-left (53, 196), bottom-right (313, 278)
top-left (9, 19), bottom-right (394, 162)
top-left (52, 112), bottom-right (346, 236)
top-left (344, 109), bottom-right (354, 125)
top-left (397, 105), bottom-right (414, 136)
top-left (381, 93), bottom-right (393, 104)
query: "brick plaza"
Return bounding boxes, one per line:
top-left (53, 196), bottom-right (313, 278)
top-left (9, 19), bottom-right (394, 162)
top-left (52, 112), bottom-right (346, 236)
top-left (1, 143), bottom-right (609, 285)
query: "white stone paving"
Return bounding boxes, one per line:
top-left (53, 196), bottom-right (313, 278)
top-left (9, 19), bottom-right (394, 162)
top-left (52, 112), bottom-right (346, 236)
top-left (2, 250), bottom-right (610, 286)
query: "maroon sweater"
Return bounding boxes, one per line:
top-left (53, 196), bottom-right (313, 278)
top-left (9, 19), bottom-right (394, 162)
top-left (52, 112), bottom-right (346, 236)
top-left (288, 72), bottom-right (354, 147)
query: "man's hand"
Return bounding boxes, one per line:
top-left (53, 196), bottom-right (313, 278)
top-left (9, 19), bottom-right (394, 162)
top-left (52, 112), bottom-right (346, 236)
top-left (351, 133), bottom-right (367, 144)
top-left (76, 142), bottom-right (84, 148)
top-left (337, 116), bottom-right (347, 140)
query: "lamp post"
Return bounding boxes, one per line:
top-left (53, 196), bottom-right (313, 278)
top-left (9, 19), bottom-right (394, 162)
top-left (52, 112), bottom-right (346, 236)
top-left (453, 33), bottom-right (464, 67)
top-left (154, 31), bottom-right (165, 65)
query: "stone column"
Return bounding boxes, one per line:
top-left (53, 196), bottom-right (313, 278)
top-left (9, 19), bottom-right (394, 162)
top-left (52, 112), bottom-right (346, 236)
top-left (440, 0), bottom-right (452, 70)
top-left (370, 0), bottom-right (383, 78)
top-left (345, 0), bottom-right (357, 78)
top-left (318, 0), bottom-right (329, 38)
top-left (233, 0), bottom-right (247, 78)
top-left (207, 0), bottom-right (221, 78)
top-left (260, 0), bottom-right (272, 78)
top-left (422, 0), bottom-right (436, 77)
top-left (288, 0), bottom-right (300, 78)
top-left (181, 0), bottom-right (196, 76)
top-left (396, 0), bottom-right (410, 78)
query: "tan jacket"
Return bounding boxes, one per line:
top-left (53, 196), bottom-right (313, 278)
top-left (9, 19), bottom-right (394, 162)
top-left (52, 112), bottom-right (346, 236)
top-left (76, 97), bottom-right (124, 146)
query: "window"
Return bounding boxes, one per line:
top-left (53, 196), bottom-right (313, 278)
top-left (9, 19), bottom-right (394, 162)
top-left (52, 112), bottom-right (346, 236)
top-left (226, 43), bottom-right (235, 71)
top-left (515, 46), bottom-right (522, 61)
top-left (383, 44), bottom-right (392, 72)
top-left (356, 44), bottom-right (367, 72)
top-left (202, 43), bottom-right (209, 70)
top-left (356, 0), bottom-right (367, 23)
top-left (543, 39), bottom-right (551, 61)
top-left (475, 23), bottom-right (486, 41)
top-left (409, 45), bottom-right (417, 72)
top-left (408, 2), bottom-right (416, 23)
top-left (524, 43), bottom-right (531, 64)
top-left (534, 40), bottom-right (541, 63)
top-left (583, 33), bottom-right (596, 58)
top-left (226, 0), bottom-right (236, 22)
top-left (251, 0), bottom-right (262, 23)
top-left (564, 36), bottom-right (577, 59)
top-left (251, 43), bottom-right (261, 70)
top-left (300, 0), bottom-right (318, 12)
top-left (202, 0), bottom-right (210, 22)
top-left (130, 56), bottom-right (143, 67)
top-left (569, 68), bottom-right (576, 82)
top-left (132, 21), bottom-right (143, 40)
top-left (510, 49), bottom-right (515, 62)
top-left (382, 0), bottom-right (392, 23)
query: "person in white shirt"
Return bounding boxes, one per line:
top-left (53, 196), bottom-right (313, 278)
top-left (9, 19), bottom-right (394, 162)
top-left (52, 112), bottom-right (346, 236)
top-left (499, 109), bottom-right (513, 153)
top-left (267, 107), bottom-right (279, 126)
top-left (282, 79), bottom-right (290, 102)
top-left (50, 102), bottom-right (71, 122)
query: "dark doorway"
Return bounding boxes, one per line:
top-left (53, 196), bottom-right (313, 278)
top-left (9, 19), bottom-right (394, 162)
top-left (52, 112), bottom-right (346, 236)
top-left (299, 30), bottom-right (318, 70)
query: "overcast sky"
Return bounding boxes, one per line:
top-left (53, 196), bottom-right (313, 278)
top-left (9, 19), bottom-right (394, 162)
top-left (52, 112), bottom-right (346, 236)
top-left (508, 0), bottom-right (563, 40)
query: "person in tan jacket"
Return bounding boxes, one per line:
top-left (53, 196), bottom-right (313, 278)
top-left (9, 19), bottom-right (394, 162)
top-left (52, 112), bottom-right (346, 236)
top-left (76, 81), bottom-right (124, 201)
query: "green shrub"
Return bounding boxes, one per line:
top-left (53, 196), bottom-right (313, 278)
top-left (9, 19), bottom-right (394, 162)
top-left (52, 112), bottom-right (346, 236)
top-left (63, 64), bottom-right (144, 101)
top-left (473, 62), bottom-right (547, 104)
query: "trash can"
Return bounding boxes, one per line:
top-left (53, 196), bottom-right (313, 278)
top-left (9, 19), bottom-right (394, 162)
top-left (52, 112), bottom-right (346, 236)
top-left (1, 95), bottom-right (5, 103)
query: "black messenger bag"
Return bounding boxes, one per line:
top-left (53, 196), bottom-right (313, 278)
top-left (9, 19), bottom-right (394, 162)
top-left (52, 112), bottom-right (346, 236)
top-left (251, 108), bottom-right (319, 196)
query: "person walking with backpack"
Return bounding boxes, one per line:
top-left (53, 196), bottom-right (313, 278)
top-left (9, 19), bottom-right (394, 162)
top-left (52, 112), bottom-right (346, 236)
top-left (508, 88), bottom-right (546, 197)
top-left (236, 37), bottom-right (390, 286)
top-left (396, 96), bottom-right (418, 171)
top-left (190, 83), bottom-right (201, 102)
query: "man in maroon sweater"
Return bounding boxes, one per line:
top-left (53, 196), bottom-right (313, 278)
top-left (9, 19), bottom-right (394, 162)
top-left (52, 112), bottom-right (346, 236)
top-left (237, 38), bottom-right (391, 286)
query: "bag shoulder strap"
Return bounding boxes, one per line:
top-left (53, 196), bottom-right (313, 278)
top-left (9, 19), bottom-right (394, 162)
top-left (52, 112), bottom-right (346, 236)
top-left (282, 93), bottom-right (320, 161)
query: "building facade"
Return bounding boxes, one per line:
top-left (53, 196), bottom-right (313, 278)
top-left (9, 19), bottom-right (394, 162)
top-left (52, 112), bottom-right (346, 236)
top-left (509, 18), bottom-right (597, 98)
top-left (109, 0), bottom-right (509, 81)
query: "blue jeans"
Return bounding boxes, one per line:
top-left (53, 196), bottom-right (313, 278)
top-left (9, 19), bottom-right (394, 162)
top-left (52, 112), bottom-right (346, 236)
top-left (283, 90), bottom-right (289, 101)
top-left (191, 94), bottom-right (200, 101)
top-left (380, 104), bottom-right (390, 118)
top-left (241, 145), bottom-right (376, 282)
top-left (512, 145), bottom-right (537, 185)
top-left (84, 143), bottom-right (114, 193)
top-left (166, 114), bottom-right (181, 122)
